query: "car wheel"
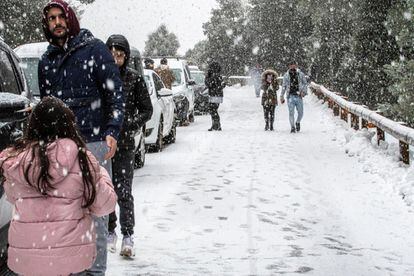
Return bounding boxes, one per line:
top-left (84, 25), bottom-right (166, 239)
top-left (134, 136), bottom-right (146, 169)
top-left (164, 121), bottom-right (176, 144)
top-left (152, 118), bottom-right (164, 152)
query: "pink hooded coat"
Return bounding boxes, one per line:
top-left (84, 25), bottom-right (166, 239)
top-left (0, 138), bottom-right (117, 276)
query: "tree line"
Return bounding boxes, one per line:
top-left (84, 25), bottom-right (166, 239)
top-left (186, 0), bottom-right (414, 127)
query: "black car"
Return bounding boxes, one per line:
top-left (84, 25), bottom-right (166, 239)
top-left (0, 38), bottom-right (31, 275)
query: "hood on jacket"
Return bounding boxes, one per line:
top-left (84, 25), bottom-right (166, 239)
top-left (42, 0), bottom-right (80, 43)
top-left (106, 34), bottom-right (130, 72)
top-left (261, 69), bottom-right (279, 85)
top-left (1, 139), bottom-right (81, 189)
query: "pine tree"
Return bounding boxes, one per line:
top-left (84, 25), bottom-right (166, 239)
top-left (0, 0), bottom-right (95, 48)
top-left (383, 0), bottom-right (414, 126)
top-left (246, 0), bottom-right (312, 73)
top-left (348, 0), bottom-right (400, 108)
top-left (144, 24), bottom-right (180, 57)
top-left (306, 0), bottom-right (357, 92)
top-left (202, 0), bottom-right (248, 75)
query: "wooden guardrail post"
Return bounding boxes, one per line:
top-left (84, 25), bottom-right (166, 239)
top-left (351, 113), bottom-right (359, 130)
top-left (377, 127), bottom-right (385, 146)
top-left (362, 118), bottom-right (368, 129)
top-left (399, 141), bottom-right (410, 165)
top-left (333, 104), bottom-right (339, 116)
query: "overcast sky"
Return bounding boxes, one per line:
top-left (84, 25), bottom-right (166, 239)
top-left (81, 0), bottom-right (218, 55)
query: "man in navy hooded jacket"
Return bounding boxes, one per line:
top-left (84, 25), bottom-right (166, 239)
top-left (38, 0), bottom-right (124, 274)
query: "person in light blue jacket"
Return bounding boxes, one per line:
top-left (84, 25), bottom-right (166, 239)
top-left (280, 60), bottom-right (308, 133)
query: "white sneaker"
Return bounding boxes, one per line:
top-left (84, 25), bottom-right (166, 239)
top-left (107, 232), bottom-right (117, 253)
top-left (120, 235), bottom-right (135, 258)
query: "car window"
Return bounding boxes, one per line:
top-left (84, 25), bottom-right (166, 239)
top-left (20, 58), bottom-right (40, 96)
top-left (192, 72), bottom-right (205, 85)
top-left (152, 73), bottom-right (164, 93)
top-left (171, 68), bottom-right (182, 86)
top-left (0, 49), bottom-right (20, 94)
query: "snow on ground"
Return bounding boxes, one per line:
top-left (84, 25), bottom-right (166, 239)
top-left (107, 85), bottom-right (414, 275)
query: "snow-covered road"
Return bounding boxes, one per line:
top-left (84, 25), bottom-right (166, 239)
top-left (108, 85), bottom-right (414, 275)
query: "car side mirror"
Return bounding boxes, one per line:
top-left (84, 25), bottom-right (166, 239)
top-left (158, 88), bottom-right (173, 97)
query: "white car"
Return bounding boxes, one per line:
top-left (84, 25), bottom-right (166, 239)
top-left (152, 58), bottom-right (196, 125)
top-left (14, 41), bottom-right (48, 102)
top-left (143, 69), bottom-right (176, 152)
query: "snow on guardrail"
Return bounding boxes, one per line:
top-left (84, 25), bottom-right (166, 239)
top-left (310, 82), bottom-right (414, 164)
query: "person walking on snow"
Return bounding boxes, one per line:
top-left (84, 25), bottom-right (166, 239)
top-left (38, 0), bottom-right (124, 274)
top-left (250, 63), bottom-right (263, 97)
top-left (0, 97), bottom-right (117, 276)
top-left (105, 34), bottom-right (153, 258)
top-left (280, 60), bottom-right (308, 133)
top-left (205, 61), bottom-right (226, 131)
top-left (261, 69), bottom-right (279, 131)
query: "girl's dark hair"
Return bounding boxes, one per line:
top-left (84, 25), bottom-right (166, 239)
top-left (1, 97), bottom-right (96, 208)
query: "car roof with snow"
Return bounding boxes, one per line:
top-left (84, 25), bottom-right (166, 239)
top-left (14, 42), bottom-right (49, 58)
top-left (151, 57), bottom-right (188, 70)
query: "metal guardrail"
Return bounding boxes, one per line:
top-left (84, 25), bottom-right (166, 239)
top-left (310, 82), bottom-right (414, 164)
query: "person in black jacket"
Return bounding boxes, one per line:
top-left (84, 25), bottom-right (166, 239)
top-left (105, 34), bottom-right (153, 258)
top-left (205, 62), bottom-right (226, 131)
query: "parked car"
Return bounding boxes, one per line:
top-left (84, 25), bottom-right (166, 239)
top-left (0, 37), bottom-right (32, 275)
top-left (143, 69), bottom-right (176, 152)
top-left (188, 65), bottom-right (200, 71)
top-left (152, 58), bottom-right (196, 125)
top-left (190, 70), bottom-right (208, 115)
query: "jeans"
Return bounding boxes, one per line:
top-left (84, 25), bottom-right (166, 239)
top-left (86, 141), bottom-right (112, 276)
top-left (209, 103), bottom-right (221, 129)
top-left (287, 95), bottom-right (304, 128)
top-left (108, 144), bottom-right (135, 236)
top-left (254, 83), bottom-right (261, 97)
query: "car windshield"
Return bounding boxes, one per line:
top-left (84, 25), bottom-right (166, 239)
top-left (191, 72), bottom-right (205, 85)
top-left (19, 58), bottom-right (40, 96)
top-left (171, 68), bottom-right (182, 86)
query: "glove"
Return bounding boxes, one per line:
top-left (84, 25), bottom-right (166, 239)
top-left (280, 96), bottom-right (285, 104)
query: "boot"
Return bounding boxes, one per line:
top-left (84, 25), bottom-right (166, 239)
top-left (270, 121), bottom-right (274, 131)
top-left (120, 235), bottom-right (135, 258)
top-left (107, 232), bottom-right (118, 253)
top-left (291, 127), bottom-right (296, 133)
top-left (265, 121), bottom-right (269, 131)
top-left (296, 122), bottom-right (301, 132)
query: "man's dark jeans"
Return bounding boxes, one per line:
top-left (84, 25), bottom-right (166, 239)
top-left (109, 144), bottom-right (135, 236)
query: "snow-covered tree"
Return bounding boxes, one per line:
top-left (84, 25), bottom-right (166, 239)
top-left (246, 0), bottom-right (312, 73)
top-left (0, 0), bottom-right (94, 48)
top-left (347, 0), bottom-right (400, 108)
top-left (144, 24), bottom-right (180, 57)
top-left (202, 0), bottom-right (248, 75)
top-left (382, 0), bottom-right (414, 126)
top-left (185, 40), bottom-right (210, 70)
top-left (306, 0), bottom-right (358, 92)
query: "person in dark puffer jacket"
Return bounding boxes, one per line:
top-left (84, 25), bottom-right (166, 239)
top-left (38, 0), bottom-right (124, 274)
top-left (261, 69), bottom-right (279, 131)
top-left (205, 61), bottom-right (226, 131)
top-left (105, 34), bottom-right (153, 258)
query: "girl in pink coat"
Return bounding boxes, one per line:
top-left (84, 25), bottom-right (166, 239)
top-left (0, 97), bottom-right (117, 276)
